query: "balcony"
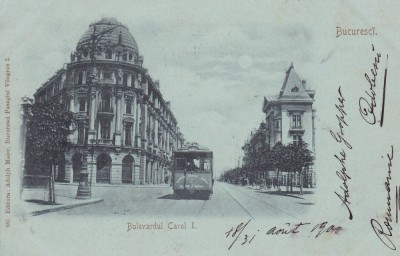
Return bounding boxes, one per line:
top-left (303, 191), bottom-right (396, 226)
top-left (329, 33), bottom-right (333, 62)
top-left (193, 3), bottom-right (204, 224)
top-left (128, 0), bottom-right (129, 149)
top-left (98, 139), bottom-right (113, 145)
top-left (289, 126), bottom-right (305, 135)
top-left (97, 105), bottom-right (114, 119)
top-left (99, 78), bottom-right (114, 85)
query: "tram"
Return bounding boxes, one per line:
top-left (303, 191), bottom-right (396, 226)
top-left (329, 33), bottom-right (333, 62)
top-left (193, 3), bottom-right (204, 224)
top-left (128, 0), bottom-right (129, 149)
top-left (171, 142), bottom-right (214, 199)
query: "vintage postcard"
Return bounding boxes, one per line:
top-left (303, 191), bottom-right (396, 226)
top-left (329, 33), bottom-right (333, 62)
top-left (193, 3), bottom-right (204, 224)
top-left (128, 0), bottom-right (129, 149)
top-left (1, 0), bottom-right (400, 255)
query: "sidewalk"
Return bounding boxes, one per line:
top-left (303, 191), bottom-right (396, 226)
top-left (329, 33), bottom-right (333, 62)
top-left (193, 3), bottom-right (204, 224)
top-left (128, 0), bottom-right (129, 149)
top-left (21, 185), bottom-right (103, 216)
top-left (21, 182), bottom-right (170, 216)
top-left (240, 184), bottom-right (316, 202)
top-left (56, 182), bottom-right (171, 189)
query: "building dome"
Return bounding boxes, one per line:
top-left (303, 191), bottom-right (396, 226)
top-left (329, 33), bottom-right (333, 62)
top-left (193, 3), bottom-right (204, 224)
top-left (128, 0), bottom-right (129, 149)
top-left (76, 17), bottom-right (139, 54)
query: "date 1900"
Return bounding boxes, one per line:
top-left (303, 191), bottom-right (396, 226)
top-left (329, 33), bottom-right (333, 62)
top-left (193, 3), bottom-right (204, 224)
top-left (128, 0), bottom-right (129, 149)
top-left (225, 220), bottom-right (343, 250)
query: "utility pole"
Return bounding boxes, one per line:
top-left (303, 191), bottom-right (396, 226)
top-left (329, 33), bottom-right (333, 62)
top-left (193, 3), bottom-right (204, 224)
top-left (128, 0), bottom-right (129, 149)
top-left (76, 23), bottom-right (122, 199)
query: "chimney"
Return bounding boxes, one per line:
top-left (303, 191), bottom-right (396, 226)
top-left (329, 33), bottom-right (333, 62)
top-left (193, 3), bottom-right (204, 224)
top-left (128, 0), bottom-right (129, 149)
top-left (154, 80), bottom-right (160, 90)
top-left (302, 80), bottom-right (306, 89)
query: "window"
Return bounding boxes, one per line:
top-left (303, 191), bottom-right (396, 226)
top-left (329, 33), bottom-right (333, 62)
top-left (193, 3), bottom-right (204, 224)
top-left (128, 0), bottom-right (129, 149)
top-left (105, 49), bottom-right (112, 59)
top-left (126, 99), bottom-right (132, 114)
top-left (101, 94), bottom-right (111, 112)
top-left (78, 122), bottom-right (85, 145)
top-left (292, 114), bottom-right (302, 128)
top-left (82, 50), bottom-right (88, 58)
top-left (201, 159), bottom-right (212, 172)
top-left (100, 120), bottom-right (111, 140)
top-left (176, 158), bottom-right (187, 170)
top-left (122, 53), bottom-right (127, 61)
top-left (125, 123), bottom-right (133, 146)
top-left (293, 135), bottom-right (302, 144)
top-left (275, 120), bottom-right (280, 129)
top-left (131, 75), bottom-right (135, 87)
top-left (79, 98), bottom-right (85, 112)
top-left (129, 53), bottom-right (133, 61)
top-left (103, 70), bottom-right (111, 79)
top-left (78, 71), bottom-right (83, 85)
top-left (123, 73), bottom-right (128, 86)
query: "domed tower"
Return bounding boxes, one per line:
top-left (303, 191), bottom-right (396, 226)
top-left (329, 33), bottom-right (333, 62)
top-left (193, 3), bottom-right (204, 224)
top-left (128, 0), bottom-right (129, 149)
top-left (73, 17), bottom-right (142, 66)
top-left (33, 18), bottom-right (182, 186)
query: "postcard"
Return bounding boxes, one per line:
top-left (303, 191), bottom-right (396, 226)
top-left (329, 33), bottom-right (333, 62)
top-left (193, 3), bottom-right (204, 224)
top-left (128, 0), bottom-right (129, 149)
top-left (1, 0), bottom-right (400, 255)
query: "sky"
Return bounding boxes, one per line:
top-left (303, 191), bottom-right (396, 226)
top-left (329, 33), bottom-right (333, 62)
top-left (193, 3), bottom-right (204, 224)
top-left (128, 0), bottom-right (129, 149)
top-left (1, 0), bottom-right (325, 175)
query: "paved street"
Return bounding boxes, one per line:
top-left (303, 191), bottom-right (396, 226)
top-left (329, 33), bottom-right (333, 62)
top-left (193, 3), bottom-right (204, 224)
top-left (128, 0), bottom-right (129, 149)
top-left (39, 182), bottom-right (314, 219)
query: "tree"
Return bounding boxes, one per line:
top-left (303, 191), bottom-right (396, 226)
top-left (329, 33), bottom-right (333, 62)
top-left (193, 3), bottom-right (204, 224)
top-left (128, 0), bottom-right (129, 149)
top-left (287, 140), bottom-right (314, 194)
top-left (25, 100), bottom-right (74, 203)
top-left (270, 142), bottom-right (289, 191)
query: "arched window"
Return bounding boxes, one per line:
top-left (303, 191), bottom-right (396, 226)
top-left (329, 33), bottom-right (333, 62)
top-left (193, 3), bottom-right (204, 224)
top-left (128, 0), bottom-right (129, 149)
top-left (96, 153), bottom-right (112, 183)
top-left (78, 71), bottom-right (83, 85)
top-left (122, 155), bottom-right (134, 183)
top-left (105, 49), bottom-right (113, 59)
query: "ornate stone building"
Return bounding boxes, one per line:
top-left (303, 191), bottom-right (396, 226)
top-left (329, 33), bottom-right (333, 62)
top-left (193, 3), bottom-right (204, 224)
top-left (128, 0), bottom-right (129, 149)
top-left (32, 18), bottom-right (185, 185)
top-left (262, 63), bottom-right (316, 187)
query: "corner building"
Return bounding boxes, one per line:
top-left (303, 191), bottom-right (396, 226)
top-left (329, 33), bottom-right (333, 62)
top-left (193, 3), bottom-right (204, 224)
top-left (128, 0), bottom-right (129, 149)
top-left (262, 63), bottom-right (316, 187)
top-left (33, 18), bottom-right (185, 185)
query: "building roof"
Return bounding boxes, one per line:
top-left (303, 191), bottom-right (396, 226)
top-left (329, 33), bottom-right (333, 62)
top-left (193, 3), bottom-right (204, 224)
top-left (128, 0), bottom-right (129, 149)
top-left (278, 63), bottom-right (313, 101)
top-left (263, 63), bottom-right (314, 112)
top-left (77, 17), bottom-right (139, 54)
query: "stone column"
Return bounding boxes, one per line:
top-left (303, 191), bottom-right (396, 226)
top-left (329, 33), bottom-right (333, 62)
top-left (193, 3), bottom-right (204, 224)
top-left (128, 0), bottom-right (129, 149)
top-left (154, 117), bottom-right (159, 148)
top-left (134, 162), bottom-right (140, 185)
top-left (135, 95), bottom-right (141, 147)
top-left (114, 89), bottom-right (122, 146)
top-left (141, 101), bottom-right (148, 147)
top-left (88, 90), bottom-right (96, 141)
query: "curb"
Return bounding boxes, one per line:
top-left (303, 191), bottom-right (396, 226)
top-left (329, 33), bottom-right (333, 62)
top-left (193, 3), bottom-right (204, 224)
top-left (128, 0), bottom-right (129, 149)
top-left (55, 183), bottom-right (170, 189)
top-left (30, 198), bottom-right (104, 216)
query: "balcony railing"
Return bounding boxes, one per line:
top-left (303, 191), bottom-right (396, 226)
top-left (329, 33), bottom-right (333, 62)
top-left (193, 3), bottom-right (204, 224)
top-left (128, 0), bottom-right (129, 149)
top-left (99, 78), bottom-right (114, 84)
top-left (98, 106), bottom-right (113, 113)
top-left (98, 139), bottom-right (113, 145)
top-left (98, 105), bottom-right (114, 117)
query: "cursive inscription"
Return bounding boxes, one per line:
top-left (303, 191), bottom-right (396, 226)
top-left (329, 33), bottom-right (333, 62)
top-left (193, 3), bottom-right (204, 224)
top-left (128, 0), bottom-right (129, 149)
top-left (330, 87), bottom-right (353, 220)
top-left (225, 219), bottom-right (254, 250)
top-left (370, 146), bottom-right (396, 250)
top-left (225, 221), bottom-right (342, 250)
top-left (359, 44), bottom-right (388, 126)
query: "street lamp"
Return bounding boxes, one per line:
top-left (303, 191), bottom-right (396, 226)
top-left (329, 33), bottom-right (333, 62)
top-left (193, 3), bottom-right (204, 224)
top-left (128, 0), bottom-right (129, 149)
top-left (89, 138), bottom-right (99, 193)
top-left (75, 22), bottom-right (123, 199)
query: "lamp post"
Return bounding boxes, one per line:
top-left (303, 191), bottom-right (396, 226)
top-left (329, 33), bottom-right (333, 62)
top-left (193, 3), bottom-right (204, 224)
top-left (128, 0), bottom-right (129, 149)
top-left (89, 139), bottom-right (99, 194)
top-left (75, 22), bottom-right (123, 199)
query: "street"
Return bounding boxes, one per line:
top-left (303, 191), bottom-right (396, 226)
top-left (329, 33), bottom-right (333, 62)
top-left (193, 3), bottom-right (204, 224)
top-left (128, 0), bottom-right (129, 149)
top-left (41, 182), bottom-right (314, 219)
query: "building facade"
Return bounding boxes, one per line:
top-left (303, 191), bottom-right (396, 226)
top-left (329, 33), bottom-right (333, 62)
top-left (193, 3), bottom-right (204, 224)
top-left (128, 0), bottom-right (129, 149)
top-left (262, 63), bottom-right (316, 187)
top-left (31, 18), bottom-right (185, 185)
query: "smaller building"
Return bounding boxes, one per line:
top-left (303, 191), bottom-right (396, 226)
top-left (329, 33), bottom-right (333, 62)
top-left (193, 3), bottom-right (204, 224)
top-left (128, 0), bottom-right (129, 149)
top-left (262, 63), bottom-right (316, 187)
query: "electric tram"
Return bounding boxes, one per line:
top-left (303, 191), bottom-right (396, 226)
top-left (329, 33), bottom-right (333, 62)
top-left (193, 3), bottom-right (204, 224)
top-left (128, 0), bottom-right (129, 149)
top-left (171, 142), bottom-right (213, 199)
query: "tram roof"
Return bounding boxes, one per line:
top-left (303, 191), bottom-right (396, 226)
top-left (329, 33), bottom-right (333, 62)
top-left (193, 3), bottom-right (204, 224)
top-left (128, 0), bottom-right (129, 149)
top-left (174, 142), bottom-right (212, 154)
